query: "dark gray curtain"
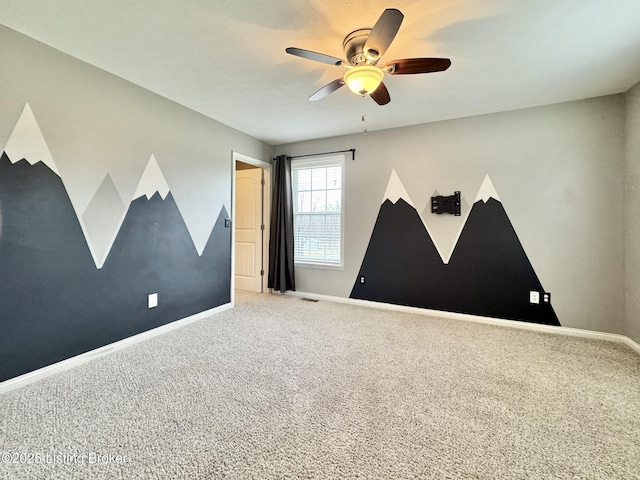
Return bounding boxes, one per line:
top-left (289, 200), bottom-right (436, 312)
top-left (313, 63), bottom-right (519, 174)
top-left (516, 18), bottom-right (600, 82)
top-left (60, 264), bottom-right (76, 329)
top-left (268, 155), bottom-right (295, 292)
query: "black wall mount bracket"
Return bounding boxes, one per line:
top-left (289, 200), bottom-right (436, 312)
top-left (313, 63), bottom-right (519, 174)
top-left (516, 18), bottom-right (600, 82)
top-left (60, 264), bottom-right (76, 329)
top-left (431, 191), bottom-right (461, 216)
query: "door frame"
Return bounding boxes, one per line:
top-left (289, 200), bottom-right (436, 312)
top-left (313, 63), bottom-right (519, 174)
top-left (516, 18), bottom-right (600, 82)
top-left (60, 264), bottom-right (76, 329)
top-left (231, 151), bottom-right (271, 305)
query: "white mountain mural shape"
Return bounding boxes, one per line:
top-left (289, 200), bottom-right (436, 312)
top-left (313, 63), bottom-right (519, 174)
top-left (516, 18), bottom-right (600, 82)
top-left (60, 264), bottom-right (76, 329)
top-left (383, 170), bottom-right (503, 264)
top-left (476, 174), bottom-right (500, 203)
top-left (383, 168), bottom-right (415, 206)
top-left (3, 102), bottom-right (60, 176)
top-left (133, 154), bottom-right (170, 200)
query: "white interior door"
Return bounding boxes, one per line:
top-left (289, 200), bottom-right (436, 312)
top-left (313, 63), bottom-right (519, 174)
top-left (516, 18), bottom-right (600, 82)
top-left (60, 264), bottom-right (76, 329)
top-left (235, 167), bottom-right (263, 292)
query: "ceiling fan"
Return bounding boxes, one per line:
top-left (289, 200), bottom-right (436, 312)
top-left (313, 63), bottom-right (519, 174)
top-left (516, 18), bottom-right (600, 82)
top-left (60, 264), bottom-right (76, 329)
top-left (286, 8), bottom-right (451, 105)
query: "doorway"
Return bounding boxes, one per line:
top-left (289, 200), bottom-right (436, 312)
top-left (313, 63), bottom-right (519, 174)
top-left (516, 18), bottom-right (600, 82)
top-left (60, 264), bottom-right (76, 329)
top-left (233, 152), bottom-right (271, 294)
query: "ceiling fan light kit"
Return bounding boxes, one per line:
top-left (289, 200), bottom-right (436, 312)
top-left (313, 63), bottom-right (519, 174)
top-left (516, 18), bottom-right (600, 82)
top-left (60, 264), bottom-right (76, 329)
top-left (286, 8), bottom-right (451, 105)
top-left (344, 65), bottom-right (384, 95)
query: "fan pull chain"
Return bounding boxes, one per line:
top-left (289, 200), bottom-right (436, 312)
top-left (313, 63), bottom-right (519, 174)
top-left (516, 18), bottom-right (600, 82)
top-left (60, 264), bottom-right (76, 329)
top-left (362, 95), bottom-right (368, 135)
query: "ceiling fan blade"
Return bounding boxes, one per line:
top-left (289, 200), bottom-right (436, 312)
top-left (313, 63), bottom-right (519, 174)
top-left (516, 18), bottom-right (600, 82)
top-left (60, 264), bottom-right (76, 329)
top-left (387, 58), bottom-right (451, 75)
top-left (370, 82), bottom-right (390, 106)
top-left (286, 47), bottom-right (344, 67)
top-left (309, 78), bottom-right (345, 101)
top-left (363, 9), bottom-right (404, 61)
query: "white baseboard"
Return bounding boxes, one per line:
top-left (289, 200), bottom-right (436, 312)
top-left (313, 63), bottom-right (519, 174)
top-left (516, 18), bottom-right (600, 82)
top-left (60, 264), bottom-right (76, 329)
top-left (4, 293), bottom-right (638, 395)
top-left (287, 291), bottom-right (640, 356)
top-left (0, 302), bottom-right (233, 395)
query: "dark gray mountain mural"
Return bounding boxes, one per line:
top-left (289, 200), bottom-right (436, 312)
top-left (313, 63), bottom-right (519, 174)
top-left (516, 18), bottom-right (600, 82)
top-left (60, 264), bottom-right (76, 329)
top-left (0, 152), bottom-right (230, 382)
top-left (446, 197), bottom-right (557, 324)
top-left (350, 198), bottom-right (448, 309)
top-left (350, 192), bottom-right (560, 326)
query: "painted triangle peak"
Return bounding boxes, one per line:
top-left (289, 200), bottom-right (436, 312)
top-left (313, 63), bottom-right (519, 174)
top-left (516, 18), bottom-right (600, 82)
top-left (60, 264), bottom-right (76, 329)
top-left (476, 174), bottom-right (500, 203)
top-left (133, 154), bottom-right (170, 200)
top-left (81, 174), bottom-right (128, 269)
top-left (383, 169), bottom-right (414, 207)
top-left (4, 102), bottom-right (60, 176)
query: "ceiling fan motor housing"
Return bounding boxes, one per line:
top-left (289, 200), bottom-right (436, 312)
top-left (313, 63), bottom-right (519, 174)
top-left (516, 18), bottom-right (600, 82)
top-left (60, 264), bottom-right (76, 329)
top-left (343, 28), bottom-right (377, 65)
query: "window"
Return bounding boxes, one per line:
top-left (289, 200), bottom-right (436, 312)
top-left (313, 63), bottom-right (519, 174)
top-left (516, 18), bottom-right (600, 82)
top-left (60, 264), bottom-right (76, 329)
top-left (292, 154), bottom-right (345, 267)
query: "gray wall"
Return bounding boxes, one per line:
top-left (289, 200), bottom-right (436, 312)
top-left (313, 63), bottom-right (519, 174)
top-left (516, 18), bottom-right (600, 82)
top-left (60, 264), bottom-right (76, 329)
top-left (625, 81), bottom-right (640, 344)
top-left (276, 96), bottom-right (626, 334)
top-left (0, 25), bottom-right (271, 258)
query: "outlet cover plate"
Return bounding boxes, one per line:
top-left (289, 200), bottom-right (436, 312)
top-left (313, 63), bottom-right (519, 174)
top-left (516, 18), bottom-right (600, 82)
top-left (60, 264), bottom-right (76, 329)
top-left (148, 293), bottom-right (158, 308)
top-left (529, 291), bottom-right (540, 304)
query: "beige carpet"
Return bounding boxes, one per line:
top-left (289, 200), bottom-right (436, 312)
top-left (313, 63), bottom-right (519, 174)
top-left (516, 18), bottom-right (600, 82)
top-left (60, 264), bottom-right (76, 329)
top-left (0, 291), bottom-right (639, 479)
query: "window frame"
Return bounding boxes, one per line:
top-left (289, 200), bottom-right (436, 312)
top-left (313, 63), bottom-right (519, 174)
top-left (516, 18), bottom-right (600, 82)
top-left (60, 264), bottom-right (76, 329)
top-left (291, 154), bottom-right (345, 269)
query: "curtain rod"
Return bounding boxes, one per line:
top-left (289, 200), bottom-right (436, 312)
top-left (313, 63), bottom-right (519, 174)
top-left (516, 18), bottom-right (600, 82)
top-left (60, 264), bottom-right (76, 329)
top-left (285, 149), bottom-right (356, 161)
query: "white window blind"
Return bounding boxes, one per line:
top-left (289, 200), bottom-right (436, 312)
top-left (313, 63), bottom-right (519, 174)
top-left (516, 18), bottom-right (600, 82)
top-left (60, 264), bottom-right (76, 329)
top-left (291, 155), bottom-right (345, 267)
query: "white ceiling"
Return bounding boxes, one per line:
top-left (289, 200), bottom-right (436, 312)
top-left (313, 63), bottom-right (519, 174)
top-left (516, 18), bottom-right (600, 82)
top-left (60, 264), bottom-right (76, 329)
top-left (1, 0), bottom-right (640, 146)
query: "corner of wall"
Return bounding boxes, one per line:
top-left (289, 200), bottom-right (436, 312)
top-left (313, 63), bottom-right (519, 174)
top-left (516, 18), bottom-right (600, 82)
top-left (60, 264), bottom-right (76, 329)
top-left (624, 80), bottom-right (640, 344)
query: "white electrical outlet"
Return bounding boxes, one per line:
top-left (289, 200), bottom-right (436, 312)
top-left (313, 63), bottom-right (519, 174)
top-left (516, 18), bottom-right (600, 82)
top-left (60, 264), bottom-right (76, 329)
top-left (148, 293), bottom-right (158, 308)
top-left (529, 291), bottom-right (540, 304)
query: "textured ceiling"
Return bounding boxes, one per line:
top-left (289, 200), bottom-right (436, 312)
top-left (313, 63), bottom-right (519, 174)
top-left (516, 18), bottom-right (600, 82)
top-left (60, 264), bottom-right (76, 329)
top-left (1, 0), bottom-right (640, 146)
